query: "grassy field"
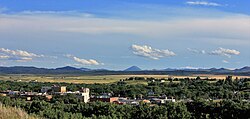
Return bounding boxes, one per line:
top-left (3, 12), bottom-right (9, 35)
top-left (0, 103), bottom-right (40, 119)
top-left (0, 74), bottom-right (249, 84)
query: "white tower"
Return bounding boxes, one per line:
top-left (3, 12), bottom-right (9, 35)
top-left (81, 88), bottom-right (90, 103)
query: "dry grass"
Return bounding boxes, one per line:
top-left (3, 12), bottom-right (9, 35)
top-left (0, 75), bottom-right (170, 84)
top-left (0, 103), bottom-right (39, 119)
top-left (0, 74), bottom-right (249, 84)
top-left (166, 74), bottom-right (250, 80)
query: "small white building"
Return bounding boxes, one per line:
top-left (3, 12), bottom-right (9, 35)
top-left (79, 88), bottom-right (90, 103)
top-left (161, 97), bottom-right (176, 103)
top-left (160, 80), bottom-right (166, 83)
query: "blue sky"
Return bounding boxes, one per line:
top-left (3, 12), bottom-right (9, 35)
top-left (0, 0), bottom-right (249, 70)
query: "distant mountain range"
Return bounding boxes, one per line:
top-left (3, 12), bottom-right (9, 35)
top-left (0, 66), bottom-right (249, 76)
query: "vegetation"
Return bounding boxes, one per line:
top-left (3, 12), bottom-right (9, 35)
top-left (0, 76), bottom-right (249, 99)
top-left (0, 103), bottom-right (40, 119)
top-left (0, 76), bottom-right (249, 119)
top-left (0, 96), bottom-right (249, 119)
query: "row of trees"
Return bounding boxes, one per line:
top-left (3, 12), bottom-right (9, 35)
top-left (0, 96), bottom-right (191, 119)
top-left (1, 96), bottom-right (249, 119)
top-left (0, 77), bottom-right (249, 100)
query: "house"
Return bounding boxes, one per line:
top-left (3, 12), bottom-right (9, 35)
top-left (90, 94), bottom-right (118, 103)
top-left (164, 97), bottom-right (176, 102)
top-left (0, 93), bottom-right (7, 96)
top-left (45, 95), bottom-right (53, 100)
top-left (150, 97), bottom-right (176, 104)
top-left (78, 88), bottom-right (90, 103)
top-left (26, 97), bottom-right (32, 101)
top-left (52, 85), bottom-right (67, 93)
top-left (160, 80), bottom-right (165, 83)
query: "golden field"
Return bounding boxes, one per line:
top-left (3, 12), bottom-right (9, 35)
top-left (0, 74), bottom-right (249, 84)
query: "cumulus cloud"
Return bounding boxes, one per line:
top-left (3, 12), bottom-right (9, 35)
top-left (0, 48), bottom-right (43, 62)
top-left (0, 48), bottom-right (43, 57)
top-left (131, 44), bottom-right (175, 60)
top-left (73, 57), bottom-right (100, 65)
top-left (209, 47), bottom-right (240, 58)
top-left (66, 54), bottom-right (103, 65)
top-left (188, 47), bottom-right (240, 58)
top-left (186, 1), bottom-right (222, 6)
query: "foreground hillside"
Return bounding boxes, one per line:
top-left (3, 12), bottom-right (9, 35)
top-left (0, 103), bottom-right (39, 119)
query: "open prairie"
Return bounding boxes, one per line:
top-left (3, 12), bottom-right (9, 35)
top-left (0, 74), bottom-right (249, 84)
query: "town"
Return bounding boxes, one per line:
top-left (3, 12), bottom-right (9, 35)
top-left (0, 82), bottom-right (178, 105)
top-left (0, 75), bottom-right (249, 118)
top-left (1, 76), bottom-right (249, 105)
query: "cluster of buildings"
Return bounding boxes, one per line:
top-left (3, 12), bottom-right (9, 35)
top-left (0, 85), bottom-right (177, 105)
top-left (90, 94), bottom-right (176, 105)
top-left (0, 85), bottom-right (90, 103)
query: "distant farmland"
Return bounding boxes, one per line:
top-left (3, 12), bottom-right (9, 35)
top-left (0, 74), bottom-right (249, 84)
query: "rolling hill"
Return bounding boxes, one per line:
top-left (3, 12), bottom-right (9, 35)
top-left (0, 66), bottom-right (249, 75)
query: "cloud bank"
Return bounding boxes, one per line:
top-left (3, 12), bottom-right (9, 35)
top-left (0, 11), bottom-right (249, 44)
top-left (131, 44), bottom-right (175, 60)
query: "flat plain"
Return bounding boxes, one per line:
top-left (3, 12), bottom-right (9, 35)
top-left (0, 74), bottom-right (249, 84)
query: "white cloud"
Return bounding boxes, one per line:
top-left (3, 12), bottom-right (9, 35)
top-left (131, 44), bottom-right (175, 60)
top-left (0, 12), bottom-right (249, 44)
top-left (188, 47), bottom-right (240, 58)
top-left (16, 57), bottom-right (33, 62)
top-left (186, 1), bottom-right (222, 6)
top-left (180, 66), bottom-right (199, 69)
top-left (0, 55), bottom-right (10, 59)
top-left (66, 54), bottom-right (103, 65)
top-left (73, 57), bottom-right (101, 65)
top-left (0, 48), bottom-right (43, 62)
top-left (0, 48), bottom-right (43, 57)
top-left (222, 60), bottom-right (229, 63)
top-left (209, 47), bottom-right (240, 58)
top-left (18, 10), bottom-right (94, 17)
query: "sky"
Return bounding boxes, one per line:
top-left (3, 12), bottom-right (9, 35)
top-left (0, 0), bottom-right (249, 70)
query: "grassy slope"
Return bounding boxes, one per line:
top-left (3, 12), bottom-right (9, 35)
top-left (0, 104), bottom-right (39, 119)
